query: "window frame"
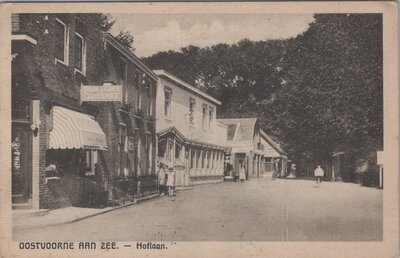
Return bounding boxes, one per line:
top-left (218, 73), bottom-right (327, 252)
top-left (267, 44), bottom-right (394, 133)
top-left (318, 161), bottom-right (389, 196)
top-left (147, 82), bottom-right (153, 116)
top-left (189, 98), bottom-right (196, 126)
top-left (202, 104), bottom-right (208, 130)
top-left (54, 18), bottom-right (69, 66)
top-left (208, 106), bottom-right (214, 131)
top-left (164, 87), bottom-right (172, 119)
top-left (74, 31), bottom-right (86, 75)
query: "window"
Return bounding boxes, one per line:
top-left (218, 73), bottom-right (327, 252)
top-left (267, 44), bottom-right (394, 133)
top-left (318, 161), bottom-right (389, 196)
top-left (190, 149), bottom-right (195, 169)
top-left (164, 88), bottom-right (172, 118)
top-left (55, 18), bottom-right (69, 64)
top-left (166, 140), bottom-right (173, 163)
top-left (189, 98), bottom-right (195, 125)
top-left (206, 151), bottom-right (211, 169)
top-left (117, 58), bottom-right (127, 102)
top-left (147, 83), bottom-right (152, 116)
top-left (158, 139), bottom-right (166, 157)
top-left (128, 136), bottom-right (134, 151)
top-left (135, 72), bottom-right (141, 110)
top-left (175, 143), bottom-right (181, 159)
top-left (209, 107), bottom-right (214, 131)
top-left (135, 129), bottom-right (140, 169)
top-left (146, 132), bottom-right (151, 172)
top-left (74, 32), bottom-right (86, 74)
top-left (202, 104), bottom-right (208, 129)
top-left (201, 150), bottom-right (206, 168)
top-left (196, 150), bottom-right (201, 168)
top-left (82, 150), bottom-right (97, 176)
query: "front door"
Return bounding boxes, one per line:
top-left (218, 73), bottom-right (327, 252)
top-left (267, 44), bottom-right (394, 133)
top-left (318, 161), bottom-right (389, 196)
top-left (12, 123), bottom-right (32, 204)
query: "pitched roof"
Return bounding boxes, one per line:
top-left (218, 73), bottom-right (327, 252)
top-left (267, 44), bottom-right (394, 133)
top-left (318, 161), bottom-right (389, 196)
top-left (157, 126), bottom-right (226, 150)
top-left (102, 33), bottom-right (158, 81)
top-left (153, 70), bottom-right (221, 105)
top-left (260, 130), bottom-right (286, 155)
top-left (217, 118), bottom-right (258, 141)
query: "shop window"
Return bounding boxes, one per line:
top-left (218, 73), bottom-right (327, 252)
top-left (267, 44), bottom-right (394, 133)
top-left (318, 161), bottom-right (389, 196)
top-left (45, 149), bottom-right (97, 177)
top-left (164, 87), bottom-right (172, 118)
top-left (55, 18), bottom-right (69, 65)
top-left (74, 31), bottom-right (86, 74)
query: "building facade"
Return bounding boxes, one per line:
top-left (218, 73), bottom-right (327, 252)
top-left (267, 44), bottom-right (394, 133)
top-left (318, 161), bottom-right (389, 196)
top-left (260, 130), bottom-right (287, 177)
top-left (11, 14), bottom-right (157, 210)
top-left (217, 118), bottom-right (265, 179)
top-left (99, 33), bottom-right (158, 203)
top-left (154, 70), bottom-right (227, 186)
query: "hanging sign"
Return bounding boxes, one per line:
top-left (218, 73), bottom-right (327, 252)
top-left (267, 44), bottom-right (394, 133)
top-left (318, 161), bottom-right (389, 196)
top-left (81, 84), bottom-right (123, 102)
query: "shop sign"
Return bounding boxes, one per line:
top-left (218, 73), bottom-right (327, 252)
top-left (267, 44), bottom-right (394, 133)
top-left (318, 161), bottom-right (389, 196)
top-left (12, 138), bottom-right (21, 172)
top-left (81, 84), bottom-right (122, 102)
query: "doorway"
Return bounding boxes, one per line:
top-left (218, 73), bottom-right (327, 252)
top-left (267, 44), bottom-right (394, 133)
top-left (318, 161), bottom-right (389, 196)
top-left (12, 123), bottom-right (32, 204)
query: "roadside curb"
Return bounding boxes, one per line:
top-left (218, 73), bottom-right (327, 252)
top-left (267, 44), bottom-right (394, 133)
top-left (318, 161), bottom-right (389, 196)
top-left (69, 193), bottom-right (160, 223)
top-left (13, 194), bottom-right (160, 230)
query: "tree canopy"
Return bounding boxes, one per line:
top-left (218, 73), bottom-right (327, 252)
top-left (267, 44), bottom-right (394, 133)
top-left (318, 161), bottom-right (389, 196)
top-left (143, 14), bottom-right (383, 168)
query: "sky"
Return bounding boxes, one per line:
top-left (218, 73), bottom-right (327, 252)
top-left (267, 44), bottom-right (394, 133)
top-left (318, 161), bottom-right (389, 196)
top-left (110, 14), bottom-right (315, 58)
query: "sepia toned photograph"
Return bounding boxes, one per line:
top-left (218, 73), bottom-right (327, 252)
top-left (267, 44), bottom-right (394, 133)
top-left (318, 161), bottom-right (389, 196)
top-left (0, 2), bottom-right (398, 258)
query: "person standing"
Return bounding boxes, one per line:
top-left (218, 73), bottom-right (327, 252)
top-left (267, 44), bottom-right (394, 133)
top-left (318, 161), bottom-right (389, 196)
top-left (157, 163), bottom-right (166, 195)
top-left (166, 166), bottom-right (175, 197)
top-left (314, 165), bottom-right (325, 185)
top-left (239, 162), bottom-right (246, 181)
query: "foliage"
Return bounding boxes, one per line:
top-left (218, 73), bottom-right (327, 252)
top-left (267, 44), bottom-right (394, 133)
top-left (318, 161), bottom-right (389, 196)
top-left (143, 14), bottom-right (383, 171)
top-left (96, 13), bottom-right (115, 32)
top-left (116, 28), bottom-right (136, 52)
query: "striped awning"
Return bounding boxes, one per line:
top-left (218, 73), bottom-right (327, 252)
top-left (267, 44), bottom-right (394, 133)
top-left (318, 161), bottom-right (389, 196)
top-left (49, 106), bottom-right (108, 150)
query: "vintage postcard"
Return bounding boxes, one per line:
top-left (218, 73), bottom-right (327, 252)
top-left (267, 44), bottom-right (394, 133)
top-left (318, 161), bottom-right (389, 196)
top-left (0, 2), bottom-right (398, 258)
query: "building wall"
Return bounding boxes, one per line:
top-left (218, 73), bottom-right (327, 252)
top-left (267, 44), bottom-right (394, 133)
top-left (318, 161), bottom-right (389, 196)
top-left (156, 78), bottom-right (226, 147)
top-left (12, 14), bottom-right (109, 209)
top-left (12, 14), bottom-right (156, 208)
top-left (155, 76), bottom-right (227, 185)
top-left (99, 40), bottom-right (158, 200)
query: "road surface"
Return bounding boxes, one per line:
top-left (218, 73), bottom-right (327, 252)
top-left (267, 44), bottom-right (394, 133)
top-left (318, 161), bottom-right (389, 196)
top-left (14, 177), bottom-right (382, 241)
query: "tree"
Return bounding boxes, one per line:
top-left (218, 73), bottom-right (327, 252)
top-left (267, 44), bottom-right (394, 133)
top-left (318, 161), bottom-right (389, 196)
top-left (143, 14), bottom-right (383, 175)
top-left (96, 13), bottom-right (115, 32)
top-left (116, 28), bottom-right (135, 52)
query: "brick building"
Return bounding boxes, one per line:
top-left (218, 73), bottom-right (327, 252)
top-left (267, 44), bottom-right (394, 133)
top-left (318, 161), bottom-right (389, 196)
top-left (154, 70), bottom-right (227, 186)
top-left (99, 33), bottom-right (158, 203)
top-left (11, 13), bottom-right (157, 210)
